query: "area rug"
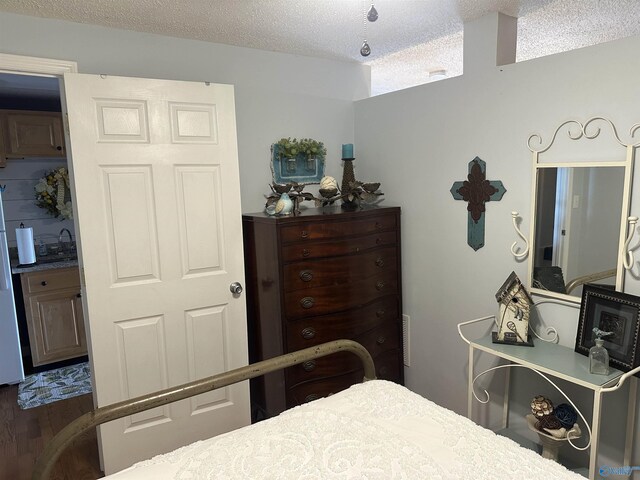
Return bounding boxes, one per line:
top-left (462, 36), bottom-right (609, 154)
top-left (17, 362), bottom-right (92, 409)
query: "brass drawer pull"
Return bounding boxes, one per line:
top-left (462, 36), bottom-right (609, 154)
top-left (41, 281), bottom-right (48, 286)
top-left (375, 257), bottom-right (384, 267)
top-left (301, 230), bottom-right (309, 238)
top-left (376, 309), bottom-right (385, 318)
top-left (375, 281), bottom-right (385, 291)
top-left (300, 297), bottom-right (315, 309)
top-left (299, 270), bottom-right (313, 282)
top-left (302, 360), bottom-right (316, 372)
top-left (301, 327), bottom-right (316, 339)
top-left (376, 336), bottom-right (386, 345)
top-left (302, 249), bottom-right (310, 257)
top-left (304, 394), bottom-right (320, 402)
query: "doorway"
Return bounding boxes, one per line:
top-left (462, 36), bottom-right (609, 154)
top-left (0, 72), bottom-right (87, 379)
top-left (0, 53), bottom-right (100, 480)
top-left (0, 61), bottom-right (90, 400)
top-left (0, 53), bottom-right (86, 388)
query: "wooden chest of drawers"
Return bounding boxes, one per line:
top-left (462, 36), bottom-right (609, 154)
top-left (242, 206), bottom-right (403, 420)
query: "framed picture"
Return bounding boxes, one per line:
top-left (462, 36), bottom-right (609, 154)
top-left (575, 284), bottom-right (640, 373)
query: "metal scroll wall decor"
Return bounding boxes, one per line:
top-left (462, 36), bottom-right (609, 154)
top-left (450, 157), bottom-right (506, 251)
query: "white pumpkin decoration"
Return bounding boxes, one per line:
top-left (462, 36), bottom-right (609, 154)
top-left (320, 176), bottom-right (338, 190)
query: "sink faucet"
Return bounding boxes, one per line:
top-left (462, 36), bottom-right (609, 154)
top-left (59, 228), bottom-right (73, 253)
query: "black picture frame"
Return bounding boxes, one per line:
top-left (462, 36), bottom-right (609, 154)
top-left (575, 284), bottom-right (640, 374)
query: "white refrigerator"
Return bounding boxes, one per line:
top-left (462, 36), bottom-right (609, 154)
top-left (0, 187), bottom-right (24, 385)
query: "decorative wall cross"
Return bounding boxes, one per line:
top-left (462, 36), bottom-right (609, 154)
top-left (450, 157), bottom-right (506, 251)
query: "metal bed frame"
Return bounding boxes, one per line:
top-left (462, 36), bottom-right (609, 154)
top-left (32, 339), bottom-right (376, 480)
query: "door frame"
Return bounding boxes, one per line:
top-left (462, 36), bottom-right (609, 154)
top-left (0, 52), bottom-right (104, 466)
top-left (0, 53), bottom-right (77, 76)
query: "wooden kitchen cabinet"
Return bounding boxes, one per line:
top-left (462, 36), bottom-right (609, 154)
top-left (20, 267), bottom-right (87, 366)
top-left (243, 206), bottom-right (403, 420)
top-left (0, 110), bottom-right (66, 166)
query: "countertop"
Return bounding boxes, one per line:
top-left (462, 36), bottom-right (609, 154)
top-left (11, 256), bottom-right (79, 274)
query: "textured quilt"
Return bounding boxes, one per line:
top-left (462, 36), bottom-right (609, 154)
top-left (107, 380), bottom-right (584, 479)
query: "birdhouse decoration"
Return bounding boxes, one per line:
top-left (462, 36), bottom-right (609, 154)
top-left (494, 271), bottom-right (534, 345)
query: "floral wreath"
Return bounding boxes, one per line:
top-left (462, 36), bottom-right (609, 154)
top-left (35, 166), bottom-right (73, 220)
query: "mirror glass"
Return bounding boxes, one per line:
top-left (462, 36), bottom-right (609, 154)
top-left (531, 166), bottom-right (625, 299)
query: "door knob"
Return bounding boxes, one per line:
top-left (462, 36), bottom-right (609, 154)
top-left (229, 282), bottom-right (243, 295)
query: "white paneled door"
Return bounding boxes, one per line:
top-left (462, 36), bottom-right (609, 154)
top-left (62, 73), bottom-right (249, 474)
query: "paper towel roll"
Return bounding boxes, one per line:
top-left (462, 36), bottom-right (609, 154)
top-left (16, 226), bottom-right (36, 265)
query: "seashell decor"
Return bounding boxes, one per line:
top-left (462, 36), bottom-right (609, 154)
top-left (531, 395), bottom-right (554, 418)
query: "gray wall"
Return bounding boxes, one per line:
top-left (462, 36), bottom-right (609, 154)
top-left (0, 12), bottom-right (369, 214)
top-left (355, 14), bottom-right (640, 467)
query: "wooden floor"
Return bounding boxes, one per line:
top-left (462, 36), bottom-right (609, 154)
top-left (0, 384), bottom-right (102, 480)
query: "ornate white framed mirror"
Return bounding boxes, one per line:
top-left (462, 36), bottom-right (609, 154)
top-left (524, 117), bottom-right (639, 302)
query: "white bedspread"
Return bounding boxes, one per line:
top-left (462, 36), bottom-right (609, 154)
top-left (107, 380), bottom-right (584, 479)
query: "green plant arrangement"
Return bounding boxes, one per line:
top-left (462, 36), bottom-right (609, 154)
top-left (275, 137), bottom-right (327, 159)
top-left (34, 166), bottom-right (73, 220)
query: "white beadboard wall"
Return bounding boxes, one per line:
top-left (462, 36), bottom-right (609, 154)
top-left (0, 158), bottom-right (75, 248)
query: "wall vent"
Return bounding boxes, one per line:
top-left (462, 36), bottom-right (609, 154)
top-left (402, 314), bottom-right (410, 367)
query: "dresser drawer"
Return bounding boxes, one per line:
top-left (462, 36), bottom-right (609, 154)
top-left (286, 321), bottom-right (401, 388)
top-left (286, 349), bottom-right (403, 407)
top-left (286, 296), bottom-right (398, 349)
top-left (286, 370), bottom-right (361, 406)
top-left (373, 348), bottom-right (403, 382)
top-left (21, 267), bottom-right (81, 294)
top-left (283, 247), bottom-right (397, 293)
top-left (280, 213), bottom-right (397, 244)
top-left (281, 230), bottom-right (396, 263)
top-left (284, 269), bottom-right (398, 319)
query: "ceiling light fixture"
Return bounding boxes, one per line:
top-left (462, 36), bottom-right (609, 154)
top-left (360, 0), bottom-right (378, 57)
top-left (367, 2), bottom-right (378, 22)
top-left (428, 69), bottom-right (448, 81)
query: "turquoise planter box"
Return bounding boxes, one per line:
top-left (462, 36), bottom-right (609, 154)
top-left (271, 144), bottom-right (325, 184)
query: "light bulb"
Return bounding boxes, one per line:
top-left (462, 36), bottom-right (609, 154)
top-left (360, 41), bottom-right (371, 57)
top-left (367, 4), bottom-right (378, 22)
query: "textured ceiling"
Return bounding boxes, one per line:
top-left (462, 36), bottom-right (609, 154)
top-left (0, 0), bottom-right (639, 95)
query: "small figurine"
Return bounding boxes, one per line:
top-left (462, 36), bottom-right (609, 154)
top-left (274, 192), bottom-right (293, 215)
top-left (592, 327), bottom-right (614, 339)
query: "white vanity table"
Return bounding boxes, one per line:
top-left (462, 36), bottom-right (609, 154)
top-left (466, 117), bottom-right (640, 479)
top-left (459, 316), bottom-right (638, 479)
